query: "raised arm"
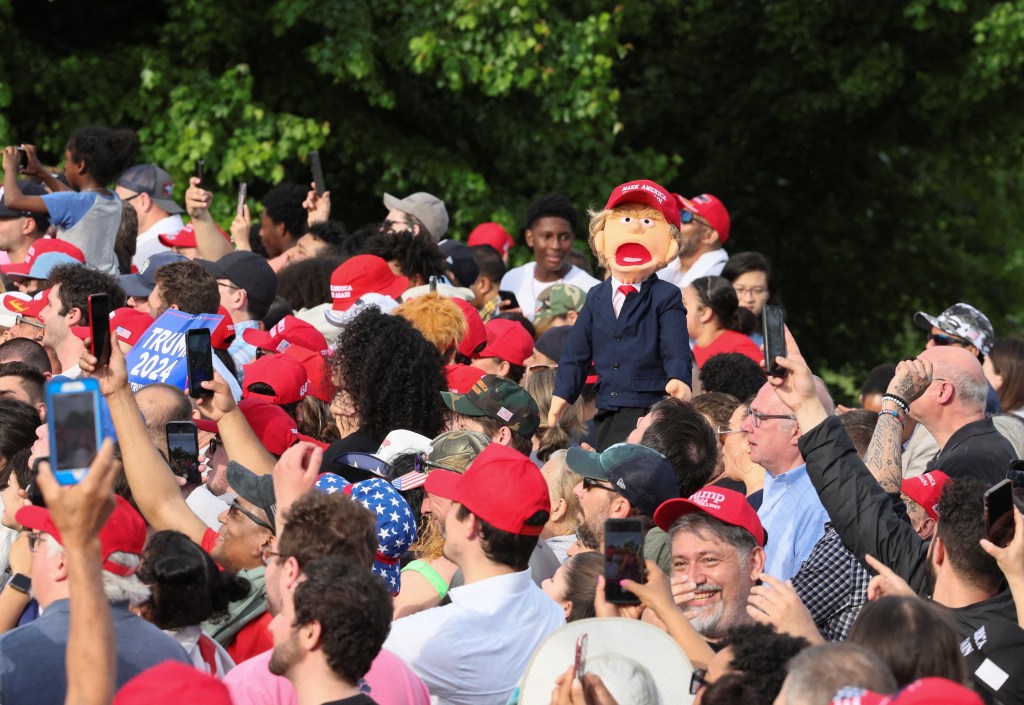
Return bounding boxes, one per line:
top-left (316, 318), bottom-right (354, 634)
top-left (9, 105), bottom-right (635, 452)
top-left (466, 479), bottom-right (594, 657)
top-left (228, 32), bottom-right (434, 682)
top-left (862, 359), bottom-right (933, 493)
top-left (194, 373), bottom-right (276, 476)
top-left (185, 177), bottom-right (233, 261)
top-left (1, 147), bottom-right (48, 214)
top-left (81, 332), bottom-right (208, 544)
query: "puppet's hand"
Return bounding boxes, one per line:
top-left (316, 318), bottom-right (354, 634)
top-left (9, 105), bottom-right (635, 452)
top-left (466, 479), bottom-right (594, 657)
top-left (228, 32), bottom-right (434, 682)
top-left (548, 396), bottom-right (568, 428)
top-left (665, 379), bottom-right (691, 402)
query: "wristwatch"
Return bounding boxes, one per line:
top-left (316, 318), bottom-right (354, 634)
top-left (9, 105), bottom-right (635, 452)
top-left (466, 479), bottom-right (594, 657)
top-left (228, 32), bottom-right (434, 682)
top-left (2, 573), bottom-right (31, 595)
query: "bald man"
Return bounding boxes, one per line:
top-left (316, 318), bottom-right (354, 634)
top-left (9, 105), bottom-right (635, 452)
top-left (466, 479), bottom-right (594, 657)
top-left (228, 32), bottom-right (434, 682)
top-left (907, 346), bottom-right (1016, 484)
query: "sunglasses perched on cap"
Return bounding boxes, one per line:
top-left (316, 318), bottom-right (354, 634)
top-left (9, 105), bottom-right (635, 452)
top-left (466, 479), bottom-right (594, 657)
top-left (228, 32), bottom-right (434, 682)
top-left (412, 453), bottom-right (459, 474)
top-left (927, 332), bottom-right (971, 347)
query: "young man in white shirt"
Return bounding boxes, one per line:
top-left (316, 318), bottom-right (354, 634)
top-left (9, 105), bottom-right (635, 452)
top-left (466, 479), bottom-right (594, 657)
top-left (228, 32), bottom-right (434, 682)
top-left (499, 195), bottom-right (599, 320)
top-left (383, 443), bottom-right (565, 705)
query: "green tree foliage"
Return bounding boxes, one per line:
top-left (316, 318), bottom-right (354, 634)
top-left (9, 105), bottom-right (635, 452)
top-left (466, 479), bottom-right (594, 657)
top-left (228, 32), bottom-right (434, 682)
top-left (2, 0), bottom-right (1023, 397)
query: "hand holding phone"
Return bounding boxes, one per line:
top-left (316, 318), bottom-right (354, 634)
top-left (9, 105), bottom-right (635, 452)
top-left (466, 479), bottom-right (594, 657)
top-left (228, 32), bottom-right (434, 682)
top-left (46, 378), bottom-right (103, 485)
top-left (762, 305), bottom-right (787, 377)
top-left (603, 518), bottom-right (646, 604)
top-left (166, 421), bottom-right (202, 486)
top-left (195, 159), bottom-right (205, 189)
top-left (498, 290), bottom-right (521, 311)
top-left (88, 293), bottom-right (111, 367)
top-left (236, 182), bottom-right (247, 218)
top-left (574, 633), bottom-right (587, 681)
top-left (186, 329), bottom-right (214, 400)
top-left (985, 479), bottom-right (1015, 548)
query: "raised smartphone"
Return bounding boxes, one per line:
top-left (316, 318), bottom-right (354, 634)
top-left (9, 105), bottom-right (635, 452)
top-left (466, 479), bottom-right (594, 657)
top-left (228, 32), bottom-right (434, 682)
top-left (603, 517), bottom-right (646, 604)
top-left (984, 479), bottom-right (1015, 548)
top-left (46, 378), bottom-right (102, 485)
top-left (185, 328), bottom-right (214, 400)
top-left (310, 151), bottom-right (326, 196)
top-left (762, 304), bottom-right (787, 377)
top-left (88, 293), bottom-right (111, 366)
top-left (166, 420), bottom-right (202, 486)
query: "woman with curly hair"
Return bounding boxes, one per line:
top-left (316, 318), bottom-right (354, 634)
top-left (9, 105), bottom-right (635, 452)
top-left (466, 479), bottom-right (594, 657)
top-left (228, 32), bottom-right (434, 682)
top-left (362, 230), bottom-right (447, 288)
top-left (326, 307), bottom-right (448, 458)
top-left (136, 531), bottom-right (251, 676)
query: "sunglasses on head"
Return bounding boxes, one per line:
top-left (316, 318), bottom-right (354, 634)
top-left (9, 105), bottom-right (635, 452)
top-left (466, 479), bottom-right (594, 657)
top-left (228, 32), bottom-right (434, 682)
top-left (412, 453), bottom-right (459, 474)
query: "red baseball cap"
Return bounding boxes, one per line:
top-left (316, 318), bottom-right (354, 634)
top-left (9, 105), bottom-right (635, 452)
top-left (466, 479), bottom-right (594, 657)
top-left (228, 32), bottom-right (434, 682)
top-left (158, 222), bottom-right (231, 249)
top-left (327, 255), bottom-right (408, 316)
top-left (476, 318), bottom-right (533, 366)
top-left (604, 180), bottom-right (682, 229)
top-left (283, 344), bottom-right (336, 403)
top-left (110, 307), bottom-right (154, 347)
top-left (211, 306), bottom-right (235, 351)
top-left (242, 353), bottom-right (310, 405)
top-left (682, 194), bottom-right (731, 244)
top-left (901, 470), bottom-right (950, 522)
top-left (20, 288), bottom-right (49, 319)
top-left (654, 487), bottom-right (766, 547)
top-left (830, 678), bottom-right (983, 705)
top-left (424, 443), bottom-right (550, 536)
top-left (467, 222), bottom-right (514, 255)
top-left (114, 661), bottom-right (233, 705)
top-left (17, 496), bottom-right (146, 577)
top-left (446, 363), bottom-right (485, 394)
top-left (242, 314), bottom-right (329, 357)
top-left (1, 238), bottom-right (85, 276)
top-left (452, 297), bottom-right (487, 358)
top-left (195, 398), bottom-right (303, 456)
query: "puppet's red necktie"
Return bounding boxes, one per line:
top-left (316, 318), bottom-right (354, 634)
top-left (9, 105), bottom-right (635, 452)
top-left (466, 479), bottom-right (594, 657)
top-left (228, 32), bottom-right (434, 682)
top-left (618, 285), bottom-right (638, 296)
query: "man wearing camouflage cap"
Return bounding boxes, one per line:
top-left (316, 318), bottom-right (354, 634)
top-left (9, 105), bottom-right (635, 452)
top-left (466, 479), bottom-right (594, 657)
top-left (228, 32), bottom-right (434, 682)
top-left (914, 302), bottom-right (1001, 414)
top-left (533, 283), bottom-right (584, 336)
top-left (442, 374), bottom-right (540, 458)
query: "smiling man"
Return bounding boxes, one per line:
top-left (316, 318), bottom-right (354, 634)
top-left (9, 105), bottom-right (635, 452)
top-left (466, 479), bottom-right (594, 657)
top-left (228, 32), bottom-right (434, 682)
top-left (499, 195), bottom-right (599, 321)
top-left (652, 487), bottom-right (766, 646)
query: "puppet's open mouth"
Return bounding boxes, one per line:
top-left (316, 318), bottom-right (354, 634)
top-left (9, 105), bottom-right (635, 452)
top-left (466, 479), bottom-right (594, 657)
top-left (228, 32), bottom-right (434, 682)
top-left (615, 243), bottom-right (652, 267)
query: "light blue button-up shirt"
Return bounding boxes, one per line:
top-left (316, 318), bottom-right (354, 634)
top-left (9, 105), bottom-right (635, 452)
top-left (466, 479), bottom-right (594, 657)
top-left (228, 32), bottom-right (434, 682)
top-left (757, 464), bottom-right (830, 580)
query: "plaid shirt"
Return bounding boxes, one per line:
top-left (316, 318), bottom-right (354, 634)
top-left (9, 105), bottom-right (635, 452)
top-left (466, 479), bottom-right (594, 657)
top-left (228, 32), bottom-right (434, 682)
top-left (478, 296), bottom-right (500, 324)
top-left (790, 524), bottom-right (870, 642)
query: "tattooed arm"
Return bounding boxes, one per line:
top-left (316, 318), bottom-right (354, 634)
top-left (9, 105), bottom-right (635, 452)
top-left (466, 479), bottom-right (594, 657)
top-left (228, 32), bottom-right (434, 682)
top-left (863, 358), bottom-right (934, 493)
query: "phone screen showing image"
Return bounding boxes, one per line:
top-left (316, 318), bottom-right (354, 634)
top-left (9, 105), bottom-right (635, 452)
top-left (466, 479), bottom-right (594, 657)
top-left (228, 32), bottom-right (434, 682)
top-left (762, 305), bottom-right (787, 377)
top-left (603, 518), bottom-right (645, 604)
top-left (186, 329), bottom-right (213, 399)
top-left (167, 422), bottom-right (201, 486)
top-left (48, 380), bottom-right (101, 484)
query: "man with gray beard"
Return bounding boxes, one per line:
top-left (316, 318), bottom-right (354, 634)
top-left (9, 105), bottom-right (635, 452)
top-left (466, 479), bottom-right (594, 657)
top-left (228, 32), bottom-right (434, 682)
top-left (651, 486), bottom-right (766, 646)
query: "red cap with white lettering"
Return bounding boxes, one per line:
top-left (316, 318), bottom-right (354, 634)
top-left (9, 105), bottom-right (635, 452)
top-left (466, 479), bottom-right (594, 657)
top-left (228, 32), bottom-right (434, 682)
top-left (241, 353), bottom-right (310, 405)
top-left (900, 470), bottom-right (950, 522)
top-left (604, 179), bottom-right (682, 229)
top-left (654, 487), bottom-right (766, 547)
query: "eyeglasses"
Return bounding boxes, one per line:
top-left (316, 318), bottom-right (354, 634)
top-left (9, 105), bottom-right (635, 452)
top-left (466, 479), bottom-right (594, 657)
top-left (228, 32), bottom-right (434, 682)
top-left (261, 545), bottom-right (282, 566)
top-left (927, 332), bottom-right (970, 347)
top-left (26, 531), bottom-right (45, 553)
top-left (217, 280), bottom-right (241, 292)
top-left (717, 425), bottom-right (743, 436)
top-left (748, 408), bottom-right (796, 428)
top-left (228, 499), bottom-right (274, 533)
top-left (381, 218), bottom-right (409, 232)
top-left (583, 476), bottom-right (616, 492)
top-left (690, 668), bottom-right (709, 695)
top-left (121, 191), bottom-right (142, 202)
top-left (14, 315), bottom-right (43, 329)
top-left (733, 286), bottom-right (768, 297)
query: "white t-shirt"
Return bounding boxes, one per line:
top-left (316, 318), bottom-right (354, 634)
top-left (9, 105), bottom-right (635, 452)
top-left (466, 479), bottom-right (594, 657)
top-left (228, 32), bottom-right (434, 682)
top-left (133, 214), bottom-right (184, 268)
top-left (657, 248), bottom-right (729, 289)
top-left (499, 262), bottom-right (600, 321)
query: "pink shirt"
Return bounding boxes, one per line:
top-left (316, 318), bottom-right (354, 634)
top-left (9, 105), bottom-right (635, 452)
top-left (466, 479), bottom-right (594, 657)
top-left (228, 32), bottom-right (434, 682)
top-left (223, 647), bottom-right (430, 705)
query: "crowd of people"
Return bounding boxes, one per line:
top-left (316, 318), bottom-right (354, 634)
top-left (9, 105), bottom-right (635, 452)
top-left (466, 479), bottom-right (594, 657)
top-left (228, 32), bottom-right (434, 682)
top-left (0, 125), bottom-right (1020, 705)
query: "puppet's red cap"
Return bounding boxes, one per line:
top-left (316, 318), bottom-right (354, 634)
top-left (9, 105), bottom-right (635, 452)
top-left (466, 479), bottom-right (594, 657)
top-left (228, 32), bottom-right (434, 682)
top-left (604, 180), bottom-right (682, 229)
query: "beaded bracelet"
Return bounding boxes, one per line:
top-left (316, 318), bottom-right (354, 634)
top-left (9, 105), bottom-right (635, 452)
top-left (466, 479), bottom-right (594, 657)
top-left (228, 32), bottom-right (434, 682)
top-left (878, 409), bottom-right (904, 426)
top-left (882, 393), bottom-right (910, 413)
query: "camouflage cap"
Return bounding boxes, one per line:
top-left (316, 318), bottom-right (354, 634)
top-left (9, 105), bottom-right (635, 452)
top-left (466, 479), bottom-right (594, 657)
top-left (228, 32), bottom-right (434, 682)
top-left (535, 284), bottom-right (586, 323)
top-left (428, 430), bottom-right (491, 473)
top-left (440, 374), bottom-right (541, 439)
top-left (913, 303), bottom-right (994, 356)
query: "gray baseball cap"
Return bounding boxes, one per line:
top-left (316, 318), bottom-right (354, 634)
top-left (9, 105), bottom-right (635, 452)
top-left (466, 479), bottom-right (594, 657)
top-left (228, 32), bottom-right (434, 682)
top-left (914, 303), bottom-right (994, 356)
top-left (383, 191), bottom-right (449, 241)
top-left (117, 164), bottom-right (183, 215)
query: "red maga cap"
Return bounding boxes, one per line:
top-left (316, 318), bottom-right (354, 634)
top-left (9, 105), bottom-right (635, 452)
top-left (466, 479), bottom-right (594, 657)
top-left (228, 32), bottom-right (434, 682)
top-left (476, 318), bottom-right (533, 366)
top-left (283, 344), bottom-right (336, 403)
top-left (242, 314), bottom-right (329, 357)
top-left (467, 222), bottom-right (514, 255)
top-left (242, 353), bottom-right (310, 405)
top-left (158, 222), bottom-right (231, 249)
top-left (829, 677), bottom-right (984, 705)
top-left (452, 297), bottom-right (487, 358)
top-left (604, 180), bottom-right (682, 229)
top-left (113, 661), bottom-right (234, 705)
top-left (196, 398), bottom-right (302, 456)
top-left (654, 487), bottom-right (766, 547)
top-left (900, 470), bottom-right (950, 522)
top-left (1, 238), bottom-right (85, 276)
top-left (17, 496), bottom-right (146, 576)
top-left (424, 443), bottom-right (550, 536)
top-left (446, 363), bottom-right (485, 394)
top-left (329, 255), bottom-right (408, 313)
top-left (682, 194), bottom-right (731, 243)
top-left (110, 307), bottom-right (154, 347)
top-left (211, 306), bottom-right (235, 351)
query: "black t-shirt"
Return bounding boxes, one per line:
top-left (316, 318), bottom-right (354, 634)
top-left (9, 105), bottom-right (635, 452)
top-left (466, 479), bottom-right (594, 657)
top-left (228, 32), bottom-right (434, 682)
top-left (320, 695), bottom-right (378, 705)
top-left (955, 594), bottom-right (1024, 705)
top-left (927, 417), bottom-right (1016, 485)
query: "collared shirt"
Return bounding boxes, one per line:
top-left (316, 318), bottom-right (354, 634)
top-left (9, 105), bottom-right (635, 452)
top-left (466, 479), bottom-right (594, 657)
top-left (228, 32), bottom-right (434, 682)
top-left (656, 248), bottom-right (729, 289)
top-left (790, 524), bottom-right (870, 642)
top-left (229, 320), bottom-right (261, 381)
top-left (757, 464), bottom-right (830, 580)
top-left (478, 296), bottom-right (500, 323)
top-left (383, 568), bottom-right (565, 705)
top-left (610, 275), bottom-right (639, 318)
